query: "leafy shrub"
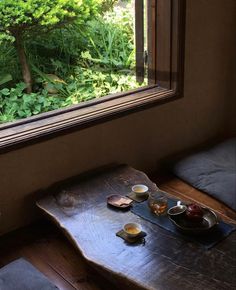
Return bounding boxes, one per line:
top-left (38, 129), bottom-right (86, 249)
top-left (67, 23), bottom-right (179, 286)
top-left (99, 0), bottom-right (119, 12)
top-left (0, 1), bottom-right (145, 124)
top-left (0, 74), bottom-right (13, 86)
top-left (0, 69), bottom-right (141, 124)
top-left (0, 0), bottom-right (100, 92)
top-left (0, 43), bottom-right (21, 83)
top-left (0, 83), bottom-right (65, 123)
top-left (79, 4), bottom-right (135, 70)
top-left (66, 67), bottom-right (140, 101)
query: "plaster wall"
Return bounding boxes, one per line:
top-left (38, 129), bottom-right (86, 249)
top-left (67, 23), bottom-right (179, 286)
top-left (0, 0), bottom-right (235, 234)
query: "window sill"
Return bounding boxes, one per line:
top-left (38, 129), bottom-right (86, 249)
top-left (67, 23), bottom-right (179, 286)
top-left (0, 86), bottom-right (180, 153)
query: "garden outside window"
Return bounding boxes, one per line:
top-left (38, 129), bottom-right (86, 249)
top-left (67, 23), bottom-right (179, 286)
top-left (0, 0), bottom-right (185, 152)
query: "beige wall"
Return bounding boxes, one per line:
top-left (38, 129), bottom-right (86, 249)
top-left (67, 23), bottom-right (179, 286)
top-left (0, 0), bottom-right (235, 235)
top-left (221, 1), bottom-right (236, 135)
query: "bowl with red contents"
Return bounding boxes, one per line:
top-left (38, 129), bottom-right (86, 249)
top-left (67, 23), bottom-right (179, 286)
top-left (186, 203), bottom-right (204, 222)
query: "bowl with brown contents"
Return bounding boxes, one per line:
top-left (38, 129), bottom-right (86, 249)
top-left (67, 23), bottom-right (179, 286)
top-left (167, 204), bottom-right (187, 217)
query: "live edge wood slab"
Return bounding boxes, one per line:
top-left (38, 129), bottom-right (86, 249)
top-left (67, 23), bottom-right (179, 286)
top-left (37, 165), bottom-right (236, 290)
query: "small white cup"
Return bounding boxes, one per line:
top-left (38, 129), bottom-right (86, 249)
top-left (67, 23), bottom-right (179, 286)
top-left (123, 223), bottom-right (142, 238)
top-left (132, 184), bottom-right (149, 197)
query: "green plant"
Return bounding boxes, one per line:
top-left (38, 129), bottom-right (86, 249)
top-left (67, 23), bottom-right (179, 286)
top-left (0, 74), bottom-right (13, 86)
top-left (99, 0), bottom-right (119, 12)
top-left (0, 0), bottom-right (100, 93)
top-left (65, 66), bottom-right (142, 101)
top-left (0, 42), bottom-right (20, 83)
top-left (79, 4), bottom-right (135, 71)
top-left (0, 1), bottom-right (143, 124)
top-left (0, 82), bottom-right (68, 123)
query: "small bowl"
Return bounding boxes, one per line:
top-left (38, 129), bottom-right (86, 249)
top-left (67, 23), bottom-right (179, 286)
top-left (167, 205), bottom-right (187, 217)
top-left (123, 223), bottom-right (142, 238)
top-left (132, 184), bottom-right (149, 197)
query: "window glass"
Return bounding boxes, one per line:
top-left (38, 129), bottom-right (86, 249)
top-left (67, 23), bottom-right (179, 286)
top-left (0, 0), bottom-right (149, 124)
top-left (0, 0), bottom-right (185, 151)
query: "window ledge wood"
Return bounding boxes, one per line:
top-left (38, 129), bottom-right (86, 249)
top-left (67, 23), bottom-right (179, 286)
top-left (0, 86), bottom-right (180, 153)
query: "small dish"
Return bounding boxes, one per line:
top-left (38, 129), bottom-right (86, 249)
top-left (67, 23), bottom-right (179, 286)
top-left (167, 201), bottom-right (187, 217)
top-left (132, 184), bottom-right (149, 197)
top-left (169, 207), bottom-right (219, 235)
top-left (123, 223), bottom-right (142, 238)
top-left (107, 194), bottom-right (133, 208)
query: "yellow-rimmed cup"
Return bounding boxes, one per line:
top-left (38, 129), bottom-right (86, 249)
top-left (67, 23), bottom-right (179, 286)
top-left (132, 184), bottom-right (149, 197)
top-left (123, 223), bottom-right (142, 238)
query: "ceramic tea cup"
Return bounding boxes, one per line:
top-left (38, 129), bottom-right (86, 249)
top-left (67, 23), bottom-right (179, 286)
top-left (132, 184), bottom-right (149, 197)
top-left (123, 223), bottom-right (142, 238)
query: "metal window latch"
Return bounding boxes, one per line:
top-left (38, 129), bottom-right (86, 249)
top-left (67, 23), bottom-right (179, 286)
top-left (144, 50), bottom-right (148, 65)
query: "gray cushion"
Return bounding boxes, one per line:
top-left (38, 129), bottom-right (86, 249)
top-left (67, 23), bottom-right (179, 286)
top-left (173, 138), bottom-right (236, 211)
top-left (0, 258), bottom-right (58, 290)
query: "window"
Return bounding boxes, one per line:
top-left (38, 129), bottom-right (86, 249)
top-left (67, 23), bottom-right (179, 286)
top-left (0, 0), bottom-right (185, 151)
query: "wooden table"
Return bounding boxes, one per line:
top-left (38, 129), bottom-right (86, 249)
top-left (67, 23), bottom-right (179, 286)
top-left (37, 165), bottom-right (236, 290)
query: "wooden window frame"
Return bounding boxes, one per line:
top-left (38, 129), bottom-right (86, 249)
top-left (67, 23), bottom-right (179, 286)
top-left (0, 0), bottom-right (185, 153)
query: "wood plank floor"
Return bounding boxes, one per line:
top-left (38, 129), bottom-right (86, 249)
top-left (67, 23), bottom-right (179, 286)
top-left (0, 220), bottom-right (119, 290)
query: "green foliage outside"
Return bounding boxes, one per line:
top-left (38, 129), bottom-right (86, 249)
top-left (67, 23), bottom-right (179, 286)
top-left (0, 0), bottom-right (100, 93)
top-left (0, 0), bottom-right (144, 124)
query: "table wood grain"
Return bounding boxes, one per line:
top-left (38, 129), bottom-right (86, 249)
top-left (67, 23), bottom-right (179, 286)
top-left (37, 165), bottom-right (236, 290)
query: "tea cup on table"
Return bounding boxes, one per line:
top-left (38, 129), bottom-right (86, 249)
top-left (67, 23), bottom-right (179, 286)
top-left (132, 184), bottom-right (149, 197)
top-left (123, 222), bottom-right (142, 238)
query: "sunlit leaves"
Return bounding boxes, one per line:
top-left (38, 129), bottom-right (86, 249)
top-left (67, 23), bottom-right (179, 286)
top-left (0, 0), bottom-right (99, 36)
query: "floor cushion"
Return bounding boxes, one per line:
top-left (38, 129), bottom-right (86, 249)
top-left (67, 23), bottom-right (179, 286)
top-left (0, 258), bottom-right (58, 290)
top-left (172, 138), bottom-right (236, 211)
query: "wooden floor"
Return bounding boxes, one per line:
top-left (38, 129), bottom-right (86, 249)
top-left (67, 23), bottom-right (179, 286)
top-left (0, 220), bottom-right (119, 290)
